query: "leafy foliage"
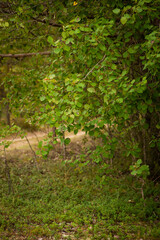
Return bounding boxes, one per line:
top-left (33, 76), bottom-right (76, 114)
top-left (41, 0), bottom-right (160, 172)
top-left (130, 159), bottom-right (150, 179)
top-left (0, 1), bottom-right (160, 174)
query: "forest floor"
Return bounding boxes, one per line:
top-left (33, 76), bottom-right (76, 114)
top-left (0, 131), bottom-right (160, 240)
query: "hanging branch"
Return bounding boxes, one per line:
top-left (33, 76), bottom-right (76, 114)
top-left (0, 51), bottom-right (53, 58)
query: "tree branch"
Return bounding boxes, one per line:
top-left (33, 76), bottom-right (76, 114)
top-left (83, 54), bottom-right (107, 80)
top-left (32, 17), bottom-right (62, 28)
top-left (0, 51), bottom-right (53, 58)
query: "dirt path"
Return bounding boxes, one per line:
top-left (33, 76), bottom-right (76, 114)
top-left (0, 130), bottom-right (86, 151)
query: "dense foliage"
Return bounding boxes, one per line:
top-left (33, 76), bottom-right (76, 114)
top-left (0, 1), bottom-right (160, 173)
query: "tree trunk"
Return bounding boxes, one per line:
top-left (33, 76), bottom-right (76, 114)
top-left (6, 103), bottom-right (11, 127)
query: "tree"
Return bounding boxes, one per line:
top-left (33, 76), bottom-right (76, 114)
top-left (44, 0), bottom-right (160, 172)
top-left (0, 0), bottom-right (160, 174)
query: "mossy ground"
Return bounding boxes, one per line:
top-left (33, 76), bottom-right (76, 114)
top-left (0, 153), bottom-right (160, 240)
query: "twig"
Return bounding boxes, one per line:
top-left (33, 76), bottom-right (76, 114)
top-left (151, 166), bottom-right (160, 181)
top-left (82, 54), bottom-right (106, 81)
top-left (153, 175), bottom-right (160, 182)
top-left (25, 136), bottom-right (39, 171)
top-left (32, 17), bottom-right (62, 28)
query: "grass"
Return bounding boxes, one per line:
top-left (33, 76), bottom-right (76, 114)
top-left (0, 157), bottom-right (160, 240)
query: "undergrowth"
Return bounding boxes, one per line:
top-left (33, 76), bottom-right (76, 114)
top-left (0, 159), bottom-right (160, 240)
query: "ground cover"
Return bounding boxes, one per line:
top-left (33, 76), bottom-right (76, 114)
top-left (0, 150), bottom-right (160, 240)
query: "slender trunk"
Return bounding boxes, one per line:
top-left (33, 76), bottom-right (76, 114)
top-left (62, 131), bottom-right (66, 160)
top-left (6, 103), bottom-right (11, 127)
top-left (142, 130), bottom-right (147, 164)
top-left (5, 63), bottom-right (11, 126)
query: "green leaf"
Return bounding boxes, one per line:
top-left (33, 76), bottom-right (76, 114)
top-left (74, 129), bottom-right (78, 135)
top-left (75, 28), bottom-right (80, 34)
top-left (128, 47), bottom-right (136, 54)
top-left (47, 36), bottom-right (54, 45)
top-left (84, 104), bottom-right (90, 110)
top-left (62, 32), bottom-right (67, 39)
top-left (110, 89), bottom-right (116, 94)
top-left (137, 159), bottom-right (142, 165)
top-left (70, 17), bottom-right (81, 23)
top-left (66, 38), bottom-right (74, 44)
top-left (40, 96), bottom-right (46, 101)
top-left (108, 76), bottom-right (116, 82)
top-left (123, 51), bottom-right (129, 58)
top-left (69, 30), bottom-right (75, 35)
top-left (64, 138), bottom-right (71, 145)
top-left (111, 64), bottom-right (117, 70)
top-left (131, 170), bottom-right (137, 176)
top-left (54, 48), bottom-right (61, 54)
top-left (156, 124), bottom-right (160, 129)
top-left (104, 95), bottom-right (108, 104)
top-left (75, 17), bottom-right (81, 22)
top-left (67, 86), bottom-right (74, 91)
top-left (38, 141), bottom-right (43, 148)
top-left (4, 22), bottom-right (9, 27)
top-left (77, 83), bottom-right (85, 88)
top-left (63, 45), bottom-right (70, 51)
top-left (121, 70), bottom-right (127, 76)
top-left (113, 8), bottom-right (120, 14)
top-left (87, 88), bottom-right (95, 93)
top-left (121, 17), bottom-right (127, 25)
top-left (76, 102), bottom-right (82, 107)
top-left (117, 98), bottom-right (123, 103)
top-left (99, 44), bottom-right (106, 52)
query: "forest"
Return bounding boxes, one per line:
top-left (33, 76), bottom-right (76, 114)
top-left (0, 0), bottom-right (160, 239)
